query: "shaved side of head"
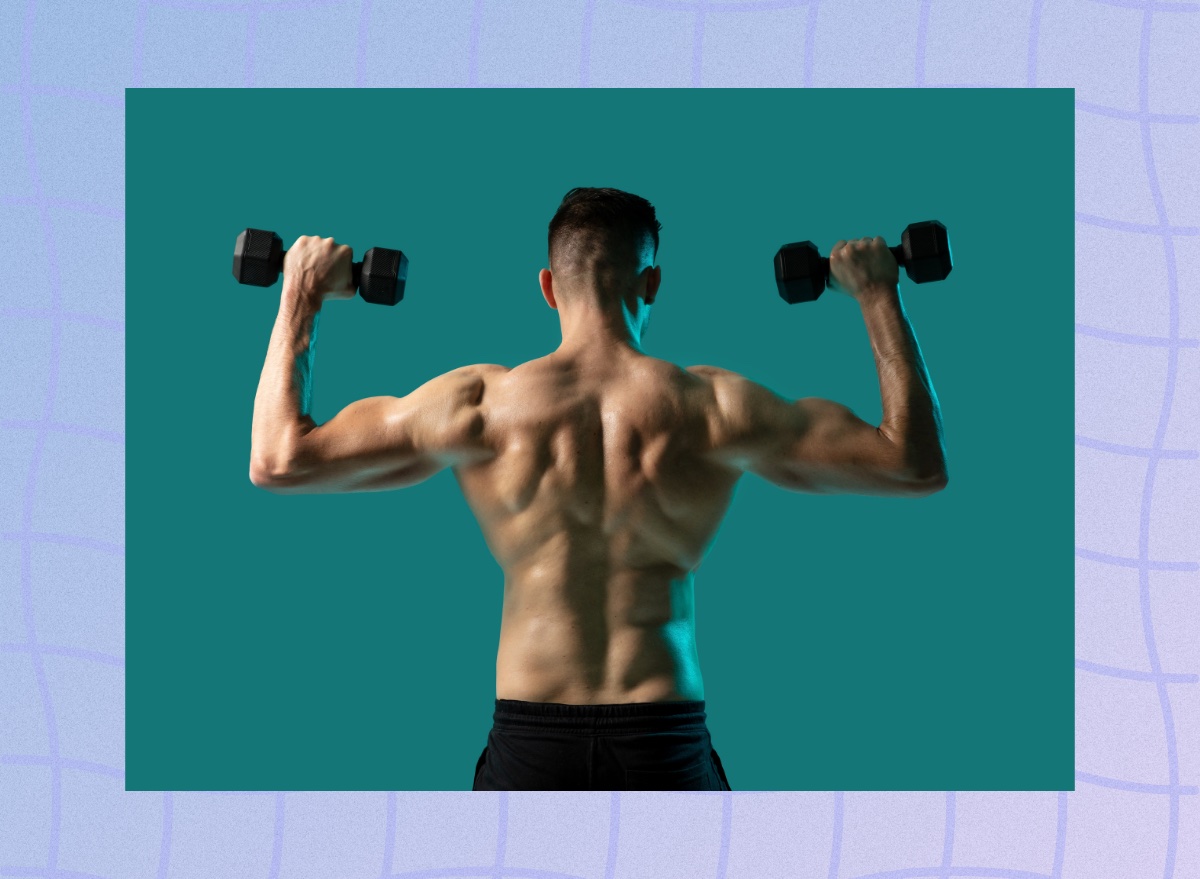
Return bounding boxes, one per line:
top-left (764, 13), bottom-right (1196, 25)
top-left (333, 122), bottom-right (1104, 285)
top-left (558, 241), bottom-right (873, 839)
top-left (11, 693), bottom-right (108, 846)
top-left (547, 188), bottom-right (661, 302)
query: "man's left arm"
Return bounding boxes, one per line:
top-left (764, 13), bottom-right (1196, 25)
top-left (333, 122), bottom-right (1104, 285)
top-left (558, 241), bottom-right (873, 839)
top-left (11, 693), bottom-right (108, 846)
top-left (249, 238), bottom-right (502, 493)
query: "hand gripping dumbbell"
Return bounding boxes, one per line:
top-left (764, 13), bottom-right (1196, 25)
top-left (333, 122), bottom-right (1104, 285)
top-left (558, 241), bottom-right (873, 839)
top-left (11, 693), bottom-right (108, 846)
top-left (232, 228), bottom-right (409, 306)
top-left (774, 220), bottom-right (952, 304)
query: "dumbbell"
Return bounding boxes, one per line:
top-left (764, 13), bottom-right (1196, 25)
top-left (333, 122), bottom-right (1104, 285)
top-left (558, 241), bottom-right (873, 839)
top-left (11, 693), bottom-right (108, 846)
top-left (774, 220), bottom-right (952, 304)
top-left (232, 228), bottom-right (409, 306)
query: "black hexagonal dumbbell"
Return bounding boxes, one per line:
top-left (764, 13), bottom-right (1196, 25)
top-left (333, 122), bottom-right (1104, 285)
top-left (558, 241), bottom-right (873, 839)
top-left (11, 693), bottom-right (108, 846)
top-left (774, 220), bottom-right (953, 305)
top-left (232, 228), bottom-right (409, 306)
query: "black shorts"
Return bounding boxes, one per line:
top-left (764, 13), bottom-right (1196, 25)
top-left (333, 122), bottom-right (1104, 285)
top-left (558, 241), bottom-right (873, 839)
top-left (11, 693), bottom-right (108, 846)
top-left (472, 698), bottom-right (732, 791)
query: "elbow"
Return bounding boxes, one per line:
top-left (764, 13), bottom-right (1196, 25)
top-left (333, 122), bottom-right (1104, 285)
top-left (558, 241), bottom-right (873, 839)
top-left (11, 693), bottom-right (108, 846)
top-left (908, 468), bottom-right (949, 496)
top-left (249, 454), bottom-right (293, 491)
top-left (897, 445), bottom-right (949, 496)
top-left (249, 467), bottom-right (275, 490)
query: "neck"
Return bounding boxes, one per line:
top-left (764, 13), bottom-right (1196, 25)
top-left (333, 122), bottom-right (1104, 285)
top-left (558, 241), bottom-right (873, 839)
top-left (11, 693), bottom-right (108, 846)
top-left (556, 300), bottom-right (644, 356)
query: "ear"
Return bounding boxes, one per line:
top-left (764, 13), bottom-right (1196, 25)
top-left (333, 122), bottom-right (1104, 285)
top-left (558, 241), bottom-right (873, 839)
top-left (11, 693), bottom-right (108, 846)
top-left (644, 265), bottom-right (661, 306)
top-left (539, 268), bottom-right (558, 310)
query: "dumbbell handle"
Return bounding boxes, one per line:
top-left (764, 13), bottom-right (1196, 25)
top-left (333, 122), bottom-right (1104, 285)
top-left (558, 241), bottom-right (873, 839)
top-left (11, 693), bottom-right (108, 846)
top-left (270, 246), bottom-right (365, 291)
top-left (817, 245), bottom-right (908, 282)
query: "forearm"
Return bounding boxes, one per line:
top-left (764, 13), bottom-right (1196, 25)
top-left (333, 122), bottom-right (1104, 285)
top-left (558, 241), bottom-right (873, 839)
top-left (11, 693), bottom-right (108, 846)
top-left (250, 284), bottom-right (322, 476)
top-left (857, 285), bottom-right (948, 481)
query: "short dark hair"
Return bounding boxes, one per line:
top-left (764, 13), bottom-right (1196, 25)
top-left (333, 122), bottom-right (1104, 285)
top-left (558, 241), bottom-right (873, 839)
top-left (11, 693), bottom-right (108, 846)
top-left (547, 187), bottom-right (661, 280)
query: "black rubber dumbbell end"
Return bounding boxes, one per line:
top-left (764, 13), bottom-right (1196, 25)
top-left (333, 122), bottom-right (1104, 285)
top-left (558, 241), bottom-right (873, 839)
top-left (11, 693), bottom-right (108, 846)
top-left (359, 247), bottom-right (409, 306)
top-left (774, 240), bottom-right (826, 304)
top-left (233, 228), bottom-right (285, 287)
top-left (899, 220), bottom-right (953, 284)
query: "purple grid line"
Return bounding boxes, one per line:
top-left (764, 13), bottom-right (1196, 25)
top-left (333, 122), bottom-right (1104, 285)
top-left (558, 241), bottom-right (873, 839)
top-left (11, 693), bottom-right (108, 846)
top-left (915, 0), bottom-right (931, 87)
top-left (0, 754), bottom-right (124, 780)
top-left (1074, 546), bottom-right (1198, 571)
top-left (1074, 770), bottom-right (1199, 796)
top-left (493, 791), bottom-right (509, 878)
top-left (828, 789), bottom-right (844, 879)
top-left (1051, 791), bottom-right (1067, 879)
top-left (1075, 101), bottom-right (1199, 124)
top-left (1075, 658), bottom-right (1198, 684)
top-left (0, 642), bottom-right (125, 668)
top-left (716, 789), bottom-right (732, 878)
top-left (1076, 211), bottom-right (1199, 237)
top-left (939, 791), bottom-right (954, 879)
top-left (0, 532), bottom-right (125, 555)
top-left (380, 789), bottom-right (396, 878)
top-left (14, 0), bottom-right (68, 875)
top-left (1074, 434), bottom-right (1196, 460)
top-left (1075, 322), bottom-right (1199, 349)
top-left (1131, 4), bottom-right (1189, 874)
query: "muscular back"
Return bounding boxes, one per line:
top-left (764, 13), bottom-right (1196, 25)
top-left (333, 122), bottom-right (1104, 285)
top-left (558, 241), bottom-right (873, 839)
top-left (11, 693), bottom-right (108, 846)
top-left (449, 342), bottom-right (940, 705)
top-left (452, 351), bottom-right (739, 704)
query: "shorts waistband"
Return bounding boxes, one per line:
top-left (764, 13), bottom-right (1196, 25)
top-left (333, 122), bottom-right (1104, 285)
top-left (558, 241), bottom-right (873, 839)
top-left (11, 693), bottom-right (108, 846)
top-left (492, 698), bottom-right (708, 734)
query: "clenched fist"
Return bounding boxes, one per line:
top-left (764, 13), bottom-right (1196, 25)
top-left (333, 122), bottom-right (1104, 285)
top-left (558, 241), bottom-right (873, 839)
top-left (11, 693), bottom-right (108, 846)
top-left (283, 236), bottom-right (356, 303)
top-left (828, 237), bottom-right (899, 302)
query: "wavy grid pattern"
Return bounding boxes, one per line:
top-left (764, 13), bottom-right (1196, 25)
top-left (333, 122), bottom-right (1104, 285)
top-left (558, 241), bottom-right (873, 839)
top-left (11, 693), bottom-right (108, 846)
top-left (1, 0), bottom-right (1197, 875)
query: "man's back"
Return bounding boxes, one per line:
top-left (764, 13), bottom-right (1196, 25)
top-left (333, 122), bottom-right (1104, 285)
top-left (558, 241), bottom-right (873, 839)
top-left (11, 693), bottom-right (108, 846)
top-left (453, 349), bottom-right (741, 705)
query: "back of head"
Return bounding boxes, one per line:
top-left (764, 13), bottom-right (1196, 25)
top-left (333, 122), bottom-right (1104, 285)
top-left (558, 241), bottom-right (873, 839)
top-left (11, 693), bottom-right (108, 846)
top-left (547, 187), bottom-right (661, 300)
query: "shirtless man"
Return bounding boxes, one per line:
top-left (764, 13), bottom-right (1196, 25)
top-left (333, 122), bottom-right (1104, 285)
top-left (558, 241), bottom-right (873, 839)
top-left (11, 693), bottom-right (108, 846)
top-left (249, 187), bottom-right (948, 791)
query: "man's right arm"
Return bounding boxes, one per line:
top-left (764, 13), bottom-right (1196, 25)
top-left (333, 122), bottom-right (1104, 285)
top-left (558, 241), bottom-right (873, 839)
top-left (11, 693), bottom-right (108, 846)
top-left (830, 234), bottom-right (947, 486)
top-left (692, 365), bottom-right (942, 496)
top-left (690, 290), bottom-right (947, 496)
top-left (855, 284), bottom-right (948, 485)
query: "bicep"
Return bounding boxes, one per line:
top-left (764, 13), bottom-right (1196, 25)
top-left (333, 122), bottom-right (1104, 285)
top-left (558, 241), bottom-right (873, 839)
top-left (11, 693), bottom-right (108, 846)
top-left (700, 368), bottom-right (914, 496)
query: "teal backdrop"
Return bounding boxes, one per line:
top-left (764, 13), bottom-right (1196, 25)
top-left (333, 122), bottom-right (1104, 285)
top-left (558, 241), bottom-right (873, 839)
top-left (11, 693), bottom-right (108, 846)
top-left (126, 88), bottom-right (1073, 791)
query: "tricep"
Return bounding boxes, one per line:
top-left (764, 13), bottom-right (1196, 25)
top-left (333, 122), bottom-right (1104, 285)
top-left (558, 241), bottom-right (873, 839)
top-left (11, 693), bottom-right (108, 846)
top-left (696, 366), bottom-right (940, 497)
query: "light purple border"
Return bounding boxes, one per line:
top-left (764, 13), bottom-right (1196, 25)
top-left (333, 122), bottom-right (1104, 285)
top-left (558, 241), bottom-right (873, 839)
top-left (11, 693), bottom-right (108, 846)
top-left (1, 0), bottom-right (1197, 875)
